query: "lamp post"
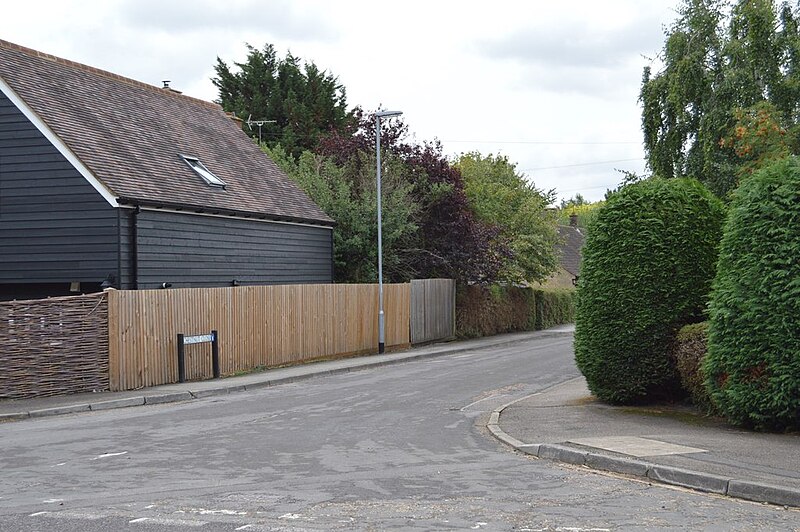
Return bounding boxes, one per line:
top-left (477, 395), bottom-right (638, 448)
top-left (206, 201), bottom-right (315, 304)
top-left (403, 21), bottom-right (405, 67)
top-left (375, 110), bottom-right (402, 354)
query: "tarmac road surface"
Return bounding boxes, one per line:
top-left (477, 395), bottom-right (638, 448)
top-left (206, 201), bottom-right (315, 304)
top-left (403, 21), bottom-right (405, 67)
top-left (0, 332), bottom-right (798, 531)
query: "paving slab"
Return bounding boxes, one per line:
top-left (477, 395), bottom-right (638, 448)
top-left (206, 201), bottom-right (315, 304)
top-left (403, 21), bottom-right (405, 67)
top-left (569, 436), bottom-right (707, 457)
top-left (494, 376), bottom-right (800, 507)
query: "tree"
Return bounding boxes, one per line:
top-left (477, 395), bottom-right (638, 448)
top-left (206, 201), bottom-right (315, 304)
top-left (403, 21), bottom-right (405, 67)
top-left (405, 144), bottom-right (509, 283)
top-left (318, 111), bottom-right (510, 284)
top-left (704, 157), bottom-right (800, 431)
top-left (641, 0), bottom-right (800, 198)
top-left (456, 152), bottom-right (559, 283)
top-left (574, 178), bottom-right (726, 404)
top-left (719, 101), bottom-right (795, 179)
top-left (559, 193), bottom-right (589, 209)
top-left (556, 200), bottom-right (605, 230)
top-left (213, 44), bottom-right (352, 158)
top-left (265, 145), bottom-right (419, 284)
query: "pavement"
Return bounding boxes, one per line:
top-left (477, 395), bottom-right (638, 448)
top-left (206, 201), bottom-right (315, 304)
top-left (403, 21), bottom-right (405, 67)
top-left (2, 325), bottom-right (798, 509)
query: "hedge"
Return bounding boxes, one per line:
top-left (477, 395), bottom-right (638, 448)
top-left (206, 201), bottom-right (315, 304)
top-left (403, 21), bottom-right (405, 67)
top-left (456, 284), bottom-right (575, 338)
top-left (705, 157), bottom-right (800, 432)
top-left (574, 178), bottom-right (726, 404)
top-left (671, 322), bottom-right (716, 414)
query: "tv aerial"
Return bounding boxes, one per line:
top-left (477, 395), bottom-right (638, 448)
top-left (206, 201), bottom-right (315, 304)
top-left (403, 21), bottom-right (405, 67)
top-left (246, 114), bottom-right (276, 145)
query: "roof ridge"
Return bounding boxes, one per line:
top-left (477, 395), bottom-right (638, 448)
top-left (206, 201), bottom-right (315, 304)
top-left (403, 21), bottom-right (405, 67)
top-left (0, 38), bottom-right (222, 112)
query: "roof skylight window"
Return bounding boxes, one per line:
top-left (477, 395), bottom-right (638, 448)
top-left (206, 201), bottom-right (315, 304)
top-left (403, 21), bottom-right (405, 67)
top-left (181, 155), bottom-right (226, 188)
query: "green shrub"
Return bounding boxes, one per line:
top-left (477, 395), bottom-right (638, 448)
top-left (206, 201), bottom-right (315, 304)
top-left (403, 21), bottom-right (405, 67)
top-left (533, 289), bottom-right (576, 330)
top-left (456, 284), bottom-right (532, 338)
top-left (672, 322), bottom-right (716, 414)
top-left (455, 284), bottom-right (575, 338)
top-left (705, 157), bottom-right (800, 432)
top-left (574, 178), bottom-right (726, 404)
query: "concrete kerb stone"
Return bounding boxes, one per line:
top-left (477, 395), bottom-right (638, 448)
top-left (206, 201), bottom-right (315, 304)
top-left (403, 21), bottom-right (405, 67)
top-left (90, 397), bottom-right (145, 411)
top-left (487, 388), bottom-right (800, 509)
top-left (727, 480), bottom-right (800, 507)
top-left (647, 464), bottom-right (730, 494)
top-left (584, 452), bottom-right (650, 477)
top-left (486, 388), bottom-right (552, 454)
top-left (487, 422), bottom-right (526, 449)
top-left (515, 443), bottom-right (542, 455)
top-left (190, 386), bottom-right (241, 399)
top-left (143, 392), bottom-right (193, 405)
top-left (29, 404), bottom-right (90, 417)
top-left (0, 411), bottom-right (30, 422)
top-left (538, 444), bottom-right (589, 466)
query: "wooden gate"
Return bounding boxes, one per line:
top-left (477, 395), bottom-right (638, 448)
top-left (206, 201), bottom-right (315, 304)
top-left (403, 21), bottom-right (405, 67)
top-left (410, 279), bottom-right (455, 345)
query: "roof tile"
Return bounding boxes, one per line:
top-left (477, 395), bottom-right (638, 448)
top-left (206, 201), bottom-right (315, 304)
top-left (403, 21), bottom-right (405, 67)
top-left (556, 225), bottom-right (585, 277)
top-left (0, 39), bottom-right (333, 225)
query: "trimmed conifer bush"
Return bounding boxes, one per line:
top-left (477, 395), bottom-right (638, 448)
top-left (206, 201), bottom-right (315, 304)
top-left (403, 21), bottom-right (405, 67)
top-left (705, 157), bottom-right (800, 431)
top-left (574, 178), bottom-right (726, 404)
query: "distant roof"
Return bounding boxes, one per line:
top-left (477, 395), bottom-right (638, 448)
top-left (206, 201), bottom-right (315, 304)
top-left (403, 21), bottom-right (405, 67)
top-left (556, 225), bottom-right (585, 277)
top-left (0, 39), bottom-right (334, 226)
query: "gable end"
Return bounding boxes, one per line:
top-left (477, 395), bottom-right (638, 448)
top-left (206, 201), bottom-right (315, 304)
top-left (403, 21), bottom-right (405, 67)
top-left (0, 75), bottom-right (118, 207)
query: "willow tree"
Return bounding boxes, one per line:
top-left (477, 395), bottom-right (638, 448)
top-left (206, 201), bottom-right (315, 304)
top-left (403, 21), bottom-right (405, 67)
top-left (641, 0), bottom-right (800, 198)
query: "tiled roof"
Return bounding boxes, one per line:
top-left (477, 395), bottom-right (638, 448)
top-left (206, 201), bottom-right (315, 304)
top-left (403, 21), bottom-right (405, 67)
top-left (556, 225), bottom-right (585, 277)
top-left (0, 39), bottom-right (333, 226)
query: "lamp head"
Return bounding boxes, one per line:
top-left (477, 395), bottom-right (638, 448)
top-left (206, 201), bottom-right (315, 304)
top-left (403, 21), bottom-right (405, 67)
top-left (376, 110), bottom-right (403, 118)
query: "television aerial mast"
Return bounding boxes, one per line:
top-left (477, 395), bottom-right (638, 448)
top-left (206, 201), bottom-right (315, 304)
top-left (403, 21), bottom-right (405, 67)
top-left (246, 115), bottom-right (276, 145)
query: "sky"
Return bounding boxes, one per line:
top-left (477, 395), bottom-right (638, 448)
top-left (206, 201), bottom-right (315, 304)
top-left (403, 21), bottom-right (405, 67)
top-left (0, 0), bottom-right (681, 203)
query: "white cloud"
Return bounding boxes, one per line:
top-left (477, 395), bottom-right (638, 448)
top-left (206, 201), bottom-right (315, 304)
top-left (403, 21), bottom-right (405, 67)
top-left (116, 0), bottom-right (337, 40)
top-left (0, 0), bottom-right (679, 203)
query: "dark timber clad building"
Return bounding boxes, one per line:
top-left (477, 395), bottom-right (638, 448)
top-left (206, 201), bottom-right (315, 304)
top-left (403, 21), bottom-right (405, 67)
top-left (0, 40), bottom-right (335, 300)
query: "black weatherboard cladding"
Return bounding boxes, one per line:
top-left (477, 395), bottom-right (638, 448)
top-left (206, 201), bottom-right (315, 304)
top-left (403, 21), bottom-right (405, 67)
top-left (119, 209), bottom-right (333, 289)
top-left (0, 89), bottom-right (333, 291)
top-left (0, 38), bottom-right (336, 293)
top-left (0, 91), bottom-right (118, 284)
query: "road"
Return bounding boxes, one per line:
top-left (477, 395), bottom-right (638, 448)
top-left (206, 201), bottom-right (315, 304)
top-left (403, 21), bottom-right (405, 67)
top-left (0, 333), bottom-right (797, 531)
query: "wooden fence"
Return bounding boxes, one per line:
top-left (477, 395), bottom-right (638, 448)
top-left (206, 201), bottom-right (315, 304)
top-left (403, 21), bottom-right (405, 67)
top-left (0, 293), bottom-right (109, 399)
top-left (410, 279), bottom-right (456, 344)
top-left (0, 280), bottom-right (456, 398)
top-left (108, 283), bottom-right (411, 391)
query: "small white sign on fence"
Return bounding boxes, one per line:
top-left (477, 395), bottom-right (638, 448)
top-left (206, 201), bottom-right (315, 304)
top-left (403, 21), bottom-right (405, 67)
top-left (182, 334), bottom-right (215, 345)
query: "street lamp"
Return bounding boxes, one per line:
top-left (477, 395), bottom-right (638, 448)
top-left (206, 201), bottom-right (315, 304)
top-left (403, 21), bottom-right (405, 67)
top-left (375, 110), bottom-right (402, 354)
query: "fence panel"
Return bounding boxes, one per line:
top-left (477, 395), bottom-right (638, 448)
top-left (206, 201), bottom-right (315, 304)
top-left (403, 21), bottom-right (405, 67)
top-left (109, 283), bottom-right (411, 391)
top-left (410, 279), bottom-right (456, 345)
top-left (0, 293), bottom-right (109, 399)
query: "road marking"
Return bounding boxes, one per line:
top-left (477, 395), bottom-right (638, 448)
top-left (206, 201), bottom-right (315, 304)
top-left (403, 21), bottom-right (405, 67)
top-left (517, 528), bottom-right (611, 532)
top-left (43, 511), bottom-right (104, 520)
top-left (279, 513), bottom-right (302, 519)
top-left (29, 512), bottom-right (48, 517)
top-left (235, 526), bottom-right (254, 530)
top-left (92, 451), bottom-right (128, 460)
top-left (188, 508), bottom-right (246, 515)
top-left (42, 499), bottom-right (63, 503)
top-left (558, 528), bottom-right (611, 532)
top-left (138, 517), bottom-right (207, 527)
top-left (460, 394), bottom-right (510, 411)
top-left (129, 517), bottom-right (149, 523)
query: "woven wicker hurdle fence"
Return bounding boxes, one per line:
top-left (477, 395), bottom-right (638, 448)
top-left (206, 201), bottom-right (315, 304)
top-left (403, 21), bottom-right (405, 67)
top-left (0, 292), bottom-right (109, 399)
